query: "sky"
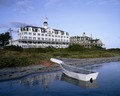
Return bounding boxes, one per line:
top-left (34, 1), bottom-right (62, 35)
top-left (0, 0), bottom-right (120, 48)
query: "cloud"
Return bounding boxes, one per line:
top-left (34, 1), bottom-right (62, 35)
top-left (45, 0), bottom-right (61, 7)
top-left (0, 24), bottom-right (9, 28)
top-left (0, 21), bottom-right (33, 29)
top-left (15, 0), bottom-right (34, 14)
top-left (0, 21), bottom-right (35, 34)
top-left (10, 21), bottom-right (30, 28)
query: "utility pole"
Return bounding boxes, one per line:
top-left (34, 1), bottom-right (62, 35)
top-left (9, 28), bottom-right (13, 45)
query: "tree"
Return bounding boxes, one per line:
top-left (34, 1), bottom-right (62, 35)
top-left (0, 32), bottom-right (11, 47)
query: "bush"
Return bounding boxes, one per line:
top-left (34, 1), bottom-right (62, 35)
top-left (23, 47), bottom-right (55, 53)
top-left (4, 45), bottom-right (23, 51)
top-left (67, 44), bottom-right (85, 52)
top-left (90, 46), bottom-right (105, 50)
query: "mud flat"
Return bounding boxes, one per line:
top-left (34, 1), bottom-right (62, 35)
top-left (0, 56), bottom-right (120, 81)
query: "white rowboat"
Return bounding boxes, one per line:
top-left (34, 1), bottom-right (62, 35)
top-left (50, 58), bottom-right (99, 82)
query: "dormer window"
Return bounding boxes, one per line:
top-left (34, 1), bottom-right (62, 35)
top-left (41, 29), bottom-right (45, 33)
top-left (61, 31), bottom-right (64, 35)
top-left (38, 28), bottom-right (41, 32)
top-left (28, 27), bottom-right (32, 31)
top-left (55, 30), bottom-right (58, 34)
top-left (35, 29), bottom-right (37, 32)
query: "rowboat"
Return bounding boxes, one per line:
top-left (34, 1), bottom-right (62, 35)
top-left (50, 58), bottom-right (99, 82)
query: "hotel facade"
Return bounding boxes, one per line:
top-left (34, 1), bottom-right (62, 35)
top-left (12, 18), bottom-right (69, 48)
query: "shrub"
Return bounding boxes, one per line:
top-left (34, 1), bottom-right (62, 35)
top-left (67, 44), bottom-right (85, 52)
top-left (23, 47), bottom-right (55, 53)
top-left (4, 45), bottom-right (23, 51)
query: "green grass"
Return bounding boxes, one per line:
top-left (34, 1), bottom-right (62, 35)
top-left (0, 45), bottom-right (120, 68)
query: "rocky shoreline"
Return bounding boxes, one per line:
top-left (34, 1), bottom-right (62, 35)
top-left (0, 56), bottom-right (120, 81)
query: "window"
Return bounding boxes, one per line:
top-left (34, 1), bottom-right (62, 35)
top-left (29, 37), bottom-right (32, 39)
top-left (41, 29), bottom-right (45, 33)
top-left (24, 36), bottom-right (27, 39)
top-left (33, 33), bottom-right (36, 35)
top-left (42, 38), bottom-right (44, 40)
top-left (38, 33), bottom-right (40, 36)
top-left (42, 34), bottom-right (44, 36)
top-left (22, 45), bottom-right (27, 48)
top-left (29, 32), bottom-right (32, 35)
top-left (38, 29), bottom-right (41, 32)
top-left (61, 31), bottom-right (64, 35)
top-left (38, 38), bottom-right (40, 40)
top-left (28, 28), bottom-right (31, 31)
top-left (55, 31), bottom-right (58, 34)
top-left (32, 28), bottom-right (36, 32)
top-left (33, 37), bottom-right (36, 40)
top-left (35, 29), bottom-right (37, 32)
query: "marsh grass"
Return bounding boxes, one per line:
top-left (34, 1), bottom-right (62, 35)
top-left (0, 45), bottom-right (120, 68)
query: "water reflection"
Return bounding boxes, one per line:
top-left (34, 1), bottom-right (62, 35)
top-left (0, 69), bottom-right (98, 92)
top-left (0, 64), bottom-right (102, 88)
top-left (18, 71), bottom-right (61, 86)
top-left (61, 73), bottom-right (97, 88)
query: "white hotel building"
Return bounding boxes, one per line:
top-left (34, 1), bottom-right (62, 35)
top-left (12, 18), bottom-right (69, 48)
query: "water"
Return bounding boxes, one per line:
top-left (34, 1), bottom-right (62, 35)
top-left (0, 62), bottom-right (120, 96)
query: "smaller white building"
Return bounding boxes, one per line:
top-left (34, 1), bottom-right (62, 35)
top-left (12, 18), bottom-right (69, 48)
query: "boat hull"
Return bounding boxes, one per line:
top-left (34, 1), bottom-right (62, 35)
top-left (61, 65), bottom-right (99, 81)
